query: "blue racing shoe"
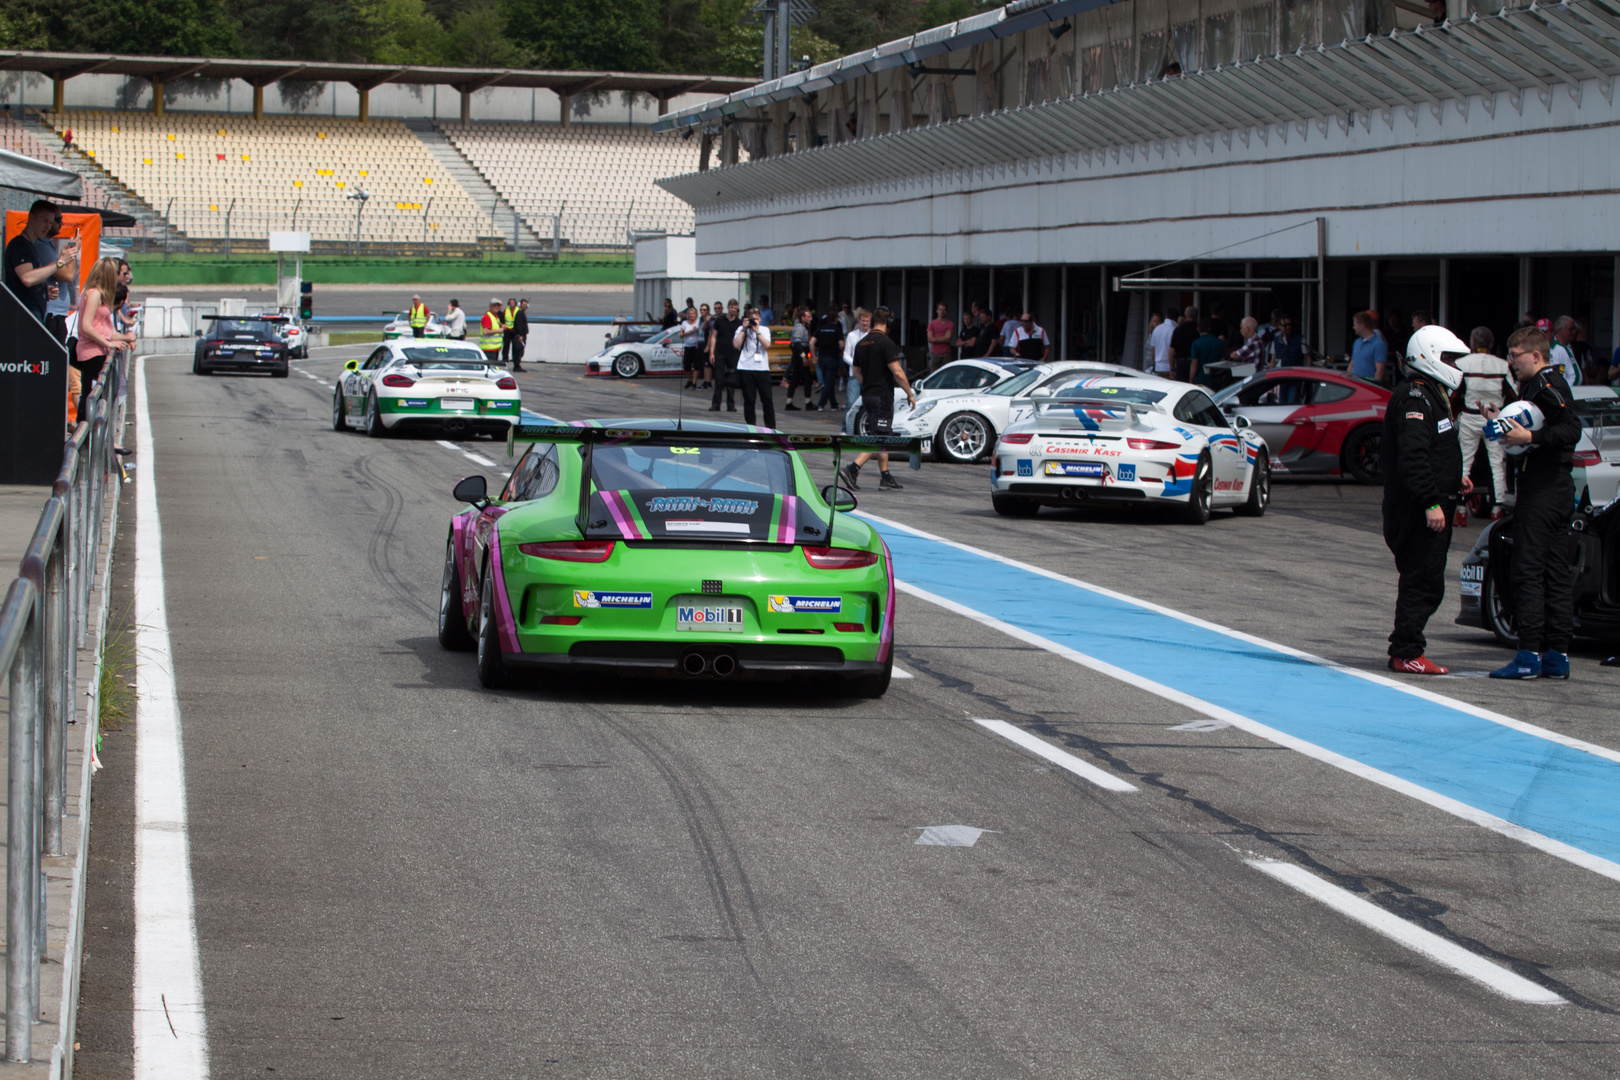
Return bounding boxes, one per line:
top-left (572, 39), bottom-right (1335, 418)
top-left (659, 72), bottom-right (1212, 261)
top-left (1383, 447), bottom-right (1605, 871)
top-left (1539, 651), bottom-right (1570, 679)
top-left (1489, 650), bottom-right (1542, 679)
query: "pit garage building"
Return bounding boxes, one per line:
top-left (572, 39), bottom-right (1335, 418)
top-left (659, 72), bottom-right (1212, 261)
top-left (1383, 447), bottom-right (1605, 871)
top-left (654, 0), bottom-right (1620, 366)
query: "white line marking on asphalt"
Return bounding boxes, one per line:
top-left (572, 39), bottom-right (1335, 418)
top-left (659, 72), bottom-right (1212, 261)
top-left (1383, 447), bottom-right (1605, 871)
top-left (892, 666), bottom-right (914, 679)
top-left (973, 718), bottom-right (1138, 792)
top-left (1245, 859), bottom-right (1566, 1004)
top-left (859, 512), bottom-right (1620, 766)
top-left (905, 582), bottom-right (1620, 885)
top-left (914, 825), bottom-right (997, 847)
top-left (1171, 718), bottom-right (1232, 732)
top-left (133, 356), bottom-right (211, 1079)
top-left (464, 453), bottom-right (498, 467)
top-left (435, 439), bottom-right (460, 451)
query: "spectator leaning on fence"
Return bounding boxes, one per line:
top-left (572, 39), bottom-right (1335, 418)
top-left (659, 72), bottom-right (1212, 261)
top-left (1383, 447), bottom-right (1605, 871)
top-left (73, 258), bottom-right (135, 425)
top-left (1229, 317), bottom-right (1264, 367)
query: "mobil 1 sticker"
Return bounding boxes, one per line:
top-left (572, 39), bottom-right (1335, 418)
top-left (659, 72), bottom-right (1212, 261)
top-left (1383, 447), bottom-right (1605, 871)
top-left (574, 590), bottom-right (654, 608)
top-left (768, 595), bottom-right (841, 614)
top-left (677, 604), bottom-right (744, 631)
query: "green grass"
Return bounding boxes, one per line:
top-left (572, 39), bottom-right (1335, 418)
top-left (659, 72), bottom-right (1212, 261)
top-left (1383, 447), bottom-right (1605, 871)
top-left (329, 330), bottom-right (384, 345)
top-left (98, 600), bottom-right (136, 731)
top-left (127, 253), bottom-right (633, 287)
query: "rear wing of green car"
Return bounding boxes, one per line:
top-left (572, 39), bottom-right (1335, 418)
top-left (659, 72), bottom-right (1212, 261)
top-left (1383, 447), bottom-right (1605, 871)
top-left (503, 424), bottom-right (921, 542)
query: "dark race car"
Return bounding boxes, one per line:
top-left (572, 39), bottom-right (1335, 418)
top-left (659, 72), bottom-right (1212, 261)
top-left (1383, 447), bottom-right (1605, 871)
top-left (1456, 496), bottom-right (1620, 647)
top-left (1213, 368), bottom-right (1390, 482)
top-left (194, 315), bottom-right (292, 377)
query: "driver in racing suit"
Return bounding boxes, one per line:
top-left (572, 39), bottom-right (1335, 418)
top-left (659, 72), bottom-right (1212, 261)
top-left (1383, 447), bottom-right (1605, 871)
top-left (1453, 326), bottom-right (1514, 524)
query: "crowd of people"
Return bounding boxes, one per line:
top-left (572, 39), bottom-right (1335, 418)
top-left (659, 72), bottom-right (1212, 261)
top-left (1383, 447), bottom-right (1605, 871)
top-left (3, 198), bottom-right (139, 435)
top-left (403, 293), bottom-right (531, 371)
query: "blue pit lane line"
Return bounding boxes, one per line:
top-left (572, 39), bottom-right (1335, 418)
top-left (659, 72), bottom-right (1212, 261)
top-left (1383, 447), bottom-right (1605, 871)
top-left (861, 513), bottom-right (1620, 876)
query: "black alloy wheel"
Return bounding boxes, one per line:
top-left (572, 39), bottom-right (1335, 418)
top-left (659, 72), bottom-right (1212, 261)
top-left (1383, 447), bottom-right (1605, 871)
top-left (1342, 425), bottom-right (1383, 484)
top-left (476, 568), bottom-right (512, 688)
top-left (1180, 454), bottom-right (1214, 524)
top-left (1235, 451), bottom-right (1270, 517)
top-left (438, 537), bottom-right (475, 651)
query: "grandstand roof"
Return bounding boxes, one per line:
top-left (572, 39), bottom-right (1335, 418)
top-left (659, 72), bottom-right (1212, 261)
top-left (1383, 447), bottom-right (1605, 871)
top-left (0, 50), bottom-right (753, 99)
top-left (654, 0), bottom-right (1117, 131)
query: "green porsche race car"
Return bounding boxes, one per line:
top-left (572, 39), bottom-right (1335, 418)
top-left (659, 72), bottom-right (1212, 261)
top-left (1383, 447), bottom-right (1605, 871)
top-left (437, 419), bottom-right (916, 697)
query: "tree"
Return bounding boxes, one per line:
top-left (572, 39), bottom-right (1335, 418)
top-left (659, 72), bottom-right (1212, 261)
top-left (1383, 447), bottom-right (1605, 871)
top-left (442, 3), bottom-right (522, 68)
top-left (69, 0), bottom-right (240, 55)
top-left (504, 0), bottom-right (663, 71)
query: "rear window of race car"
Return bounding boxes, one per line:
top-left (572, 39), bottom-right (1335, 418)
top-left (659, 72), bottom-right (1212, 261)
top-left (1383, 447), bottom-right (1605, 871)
top-left (590, 444), bottom-right (795, 497)
top-left (1054, 386), bottom-right (1168, 405)
top-left (400, 345), bottom-right (489, 368)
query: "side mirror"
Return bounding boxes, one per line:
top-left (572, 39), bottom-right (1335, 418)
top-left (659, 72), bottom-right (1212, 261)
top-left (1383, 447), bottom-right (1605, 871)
top-left (1232, 415), bottom-right (1251, 430)
top-left (344, 359), bottom-right (360, 372)
top-left (452, 474), bottom-right (488, 505)
top-left (1030, 387), bottom-right (1052, 397)
top-left (820, 483), bottom-right (858, 511)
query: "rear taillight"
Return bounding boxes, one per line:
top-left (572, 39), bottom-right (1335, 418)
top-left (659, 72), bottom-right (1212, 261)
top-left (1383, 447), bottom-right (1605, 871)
top-left (496, 376), bottom-right (517, 390)
top-left (382, 373), bottom-right (415, 387)
top-left (833, 622), bottom-right (863, 632)
top-left (518, 540), bottom-right (616, 562)
top-left (1000, 433), bottom-right (1033, 444)
top-left (1573, 448), bottom-right (1601, 468)
top-left (539, 615), bottom-right (583, 625)
top-left (803, 546), bottom-right (879, 570)
top-left (1128, 438), bottom-right (1181, 451)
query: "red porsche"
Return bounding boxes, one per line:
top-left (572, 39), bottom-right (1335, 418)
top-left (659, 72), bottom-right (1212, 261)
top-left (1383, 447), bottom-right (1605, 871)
top-left (1213, 369), bottom-right (1390, 483)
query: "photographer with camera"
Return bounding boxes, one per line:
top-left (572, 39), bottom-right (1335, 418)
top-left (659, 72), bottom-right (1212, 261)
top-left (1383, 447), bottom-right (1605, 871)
top-left (732, 305), bottom-right (776, 428)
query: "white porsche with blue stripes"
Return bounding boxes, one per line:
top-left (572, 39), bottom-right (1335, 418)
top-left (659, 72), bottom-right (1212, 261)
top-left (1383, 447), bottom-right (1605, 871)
top-left (989, 379), bottom-right (1270, 524)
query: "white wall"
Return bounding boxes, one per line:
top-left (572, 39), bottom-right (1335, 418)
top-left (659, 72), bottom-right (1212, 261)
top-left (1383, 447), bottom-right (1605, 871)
top-left (688, 76), bottom-right (1620, 270)
top-left (0, 71), bottom-right (717, 125)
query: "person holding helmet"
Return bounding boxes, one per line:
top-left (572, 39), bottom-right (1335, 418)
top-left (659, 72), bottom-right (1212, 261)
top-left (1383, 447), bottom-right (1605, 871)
top-left (1382, 324), bottom-right (1475, 675)
top-left (1481, 324), bottom-right (1582, 679)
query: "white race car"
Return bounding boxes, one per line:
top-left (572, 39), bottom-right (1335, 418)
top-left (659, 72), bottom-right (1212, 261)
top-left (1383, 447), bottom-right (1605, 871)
top-left (893, 361), bottom-right (1154, 463)
top-left (1574, 385), bottom-right (1620, 508)
top-left (585, 323), bottom-right (682, 378)
top-left (279, 316), bottom-right (310, 358)
top-left (333, 340), bottom-right (520, 438)
top-left (383, 312), bottom-right (449, 340)
top-left (989, 379), bottom-right (1270, 524)
top-left (844, 357), bottom-right (1034, 434)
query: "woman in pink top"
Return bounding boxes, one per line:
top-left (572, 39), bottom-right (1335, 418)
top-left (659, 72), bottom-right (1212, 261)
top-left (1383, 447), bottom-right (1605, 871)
top-left (73, 257), bottom-right (135, 423)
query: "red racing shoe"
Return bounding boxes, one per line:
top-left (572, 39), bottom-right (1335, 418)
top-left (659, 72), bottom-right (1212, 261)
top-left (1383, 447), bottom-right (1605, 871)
top-left (1389, 655), bottom-right (1449, 675)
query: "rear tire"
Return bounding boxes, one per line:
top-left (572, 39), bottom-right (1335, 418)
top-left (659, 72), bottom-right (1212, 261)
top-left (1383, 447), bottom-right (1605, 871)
top-left (1234, 451), bottom-right (1270, 517)
top-left (992, 494), bottom-right (1039, 517)
top-left (1180, 454), bottom-right (1213, 525)
top-left (331, 388), bottom-right (347, 431)
top-left (845, 655), bottom-right (893, 698)
top-left (365, 392), bottom-right (387, 437)
top-left (476, 568), bottom-right (512, 688)
top-left (438, 537), bottom-right (475, 651)
top-left (272, 362), bottom-right (290, 378)
top-left (1342, 424), bottom-right (1383, 484)
top-left (1481, 568), bottom-right (1516, 647)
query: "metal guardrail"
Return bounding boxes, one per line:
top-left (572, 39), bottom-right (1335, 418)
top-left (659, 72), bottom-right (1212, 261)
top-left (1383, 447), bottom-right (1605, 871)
top-left (0, 348), bottom-right (126, 1063)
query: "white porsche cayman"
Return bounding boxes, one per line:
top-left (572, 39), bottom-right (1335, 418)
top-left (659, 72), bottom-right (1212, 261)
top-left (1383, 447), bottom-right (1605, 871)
top-left (333, 340), bottom-right (521, 438)
top-left (989, 379), bottom-right (1271, 524)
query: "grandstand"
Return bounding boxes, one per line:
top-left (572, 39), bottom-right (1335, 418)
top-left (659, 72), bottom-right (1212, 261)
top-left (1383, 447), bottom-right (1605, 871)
top-left (438, 122), bottom-right (718, 249)
top-left (44, 110), bottom-right (492, 251)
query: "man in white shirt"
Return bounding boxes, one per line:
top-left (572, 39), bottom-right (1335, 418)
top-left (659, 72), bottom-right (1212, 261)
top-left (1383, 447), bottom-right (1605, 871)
top-left (1150, 309), bottom-right (1176, 376)
top-left (678, 306), bottom-right (703, 388)
top-left (1009, 313), bottom-right (1051, 361)
top-left (733, 305), bottom-right (776, 427)
top-left (842, 307), bottom-right (870, 378)
top-left (1456, 325), bottom-right (1514, 519)
top-left (1549, 316), bottom-right (1583, 386)
top-left (442, 298), bottom-right (466, 339)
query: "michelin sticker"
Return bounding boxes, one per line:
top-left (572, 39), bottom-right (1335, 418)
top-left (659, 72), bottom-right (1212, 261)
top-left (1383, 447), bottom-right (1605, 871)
top-left (768, 595), bottom-right (842, 614)
top-left (573, 590), bottom-right (654, 609)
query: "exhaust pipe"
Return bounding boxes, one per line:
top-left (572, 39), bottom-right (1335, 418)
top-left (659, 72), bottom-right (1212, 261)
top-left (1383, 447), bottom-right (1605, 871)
top-left (680, 652), bottom-right (709, 676)
top-left (710, 653), bottom-right (737, 678)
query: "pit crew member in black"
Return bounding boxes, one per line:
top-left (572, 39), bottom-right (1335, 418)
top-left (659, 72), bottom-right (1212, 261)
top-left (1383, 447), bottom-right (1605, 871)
top-left (1382, 325), bottom-right (1473, 675)
top-left (838, 310), bottom-right (916, 491)
top-left (1483, 325), bottom-right (1581, 680)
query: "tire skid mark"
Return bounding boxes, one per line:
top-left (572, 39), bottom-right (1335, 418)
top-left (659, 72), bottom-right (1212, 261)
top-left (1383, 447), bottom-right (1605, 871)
top-left (931, 661), bottom-right (1616, 1013)
top-left (354, 453), bottom-right (434, 620)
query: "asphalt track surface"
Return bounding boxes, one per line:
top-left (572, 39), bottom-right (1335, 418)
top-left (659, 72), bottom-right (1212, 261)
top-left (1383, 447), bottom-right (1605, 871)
top-left (74, 352), bottom-right (1620, 1079)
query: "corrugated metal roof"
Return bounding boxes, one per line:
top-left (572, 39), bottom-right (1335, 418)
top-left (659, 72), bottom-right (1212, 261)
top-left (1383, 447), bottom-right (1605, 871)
top-left (657, 0), bottom-right (1620, 209)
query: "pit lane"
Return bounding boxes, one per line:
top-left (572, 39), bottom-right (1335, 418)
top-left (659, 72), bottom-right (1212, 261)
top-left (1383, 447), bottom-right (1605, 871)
top-left (76, 351), bottom-right (1620, 1080)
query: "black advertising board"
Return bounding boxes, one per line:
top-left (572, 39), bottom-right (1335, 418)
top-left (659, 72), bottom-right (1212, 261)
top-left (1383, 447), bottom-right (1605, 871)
top-left (0, 284), bottom-right (69, 484)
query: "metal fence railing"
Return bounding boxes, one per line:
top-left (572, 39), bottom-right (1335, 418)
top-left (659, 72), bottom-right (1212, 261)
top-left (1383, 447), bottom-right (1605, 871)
top-left (1, 347), bottom-right (126, 1062)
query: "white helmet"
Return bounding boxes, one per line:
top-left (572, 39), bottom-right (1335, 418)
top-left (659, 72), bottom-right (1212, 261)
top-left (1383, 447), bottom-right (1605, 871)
top-left (1404, 324), bottom-right (1470, 392)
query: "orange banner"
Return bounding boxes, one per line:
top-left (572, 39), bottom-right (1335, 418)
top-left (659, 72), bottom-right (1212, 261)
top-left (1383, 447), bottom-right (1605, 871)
top-left (5, 210), bottom-right (102, 290)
